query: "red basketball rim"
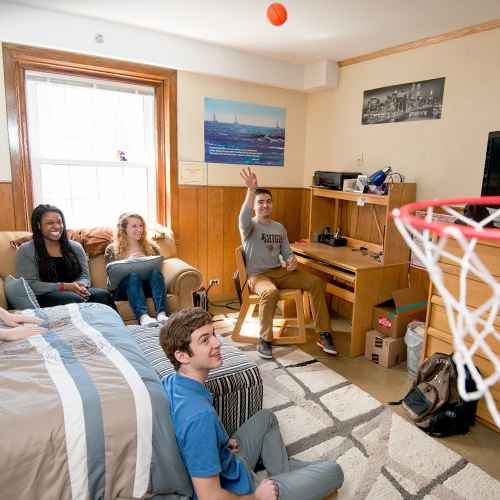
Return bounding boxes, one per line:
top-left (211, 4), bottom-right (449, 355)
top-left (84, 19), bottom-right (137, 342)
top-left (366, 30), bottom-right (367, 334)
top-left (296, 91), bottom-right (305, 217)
top-left (390, 196), bottom-right (500, 242)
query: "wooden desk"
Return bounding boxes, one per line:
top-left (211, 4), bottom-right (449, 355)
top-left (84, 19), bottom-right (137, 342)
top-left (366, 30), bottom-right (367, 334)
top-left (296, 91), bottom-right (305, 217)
top-left (290, 242), bottom-right (409, 357)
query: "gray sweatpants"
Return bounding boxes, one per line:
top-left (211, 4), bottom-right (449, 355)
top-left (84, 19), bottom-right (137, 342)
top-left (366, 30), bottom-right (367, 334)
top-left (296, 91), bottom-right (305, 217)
top-left (231, 409), bottom-right (344, 500)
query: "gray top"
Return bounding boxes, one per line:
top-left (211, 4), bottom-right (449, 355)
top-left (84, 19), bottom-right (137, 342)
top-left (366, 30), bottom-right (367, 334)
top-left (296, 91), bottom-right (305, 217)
top-left (14, 239), bottom-right (91, 295)
top-left (238, 204), bottom-right (294, 279)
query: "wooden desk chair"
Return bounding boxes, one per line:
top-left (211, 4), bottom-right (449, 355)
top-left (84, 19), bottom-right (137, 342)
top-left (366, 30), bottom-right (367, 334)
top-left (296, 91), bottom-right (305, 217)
top-left (232, 246), bottom-right (310, 345)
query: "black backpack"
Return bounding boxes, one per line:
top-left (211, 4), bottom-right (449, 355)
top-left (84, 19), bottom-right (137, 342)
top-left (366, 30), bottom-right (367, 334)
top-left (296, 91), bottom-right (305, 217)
top-left (389, 352), bottom-right (478, 437)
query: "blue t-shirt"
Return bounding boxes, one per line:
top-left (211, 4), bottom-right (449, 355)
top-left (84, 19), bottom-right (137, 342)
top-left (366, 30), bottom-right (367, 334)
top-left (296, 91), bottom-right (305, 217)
top-left (163, 372), bottom-right (253, 499)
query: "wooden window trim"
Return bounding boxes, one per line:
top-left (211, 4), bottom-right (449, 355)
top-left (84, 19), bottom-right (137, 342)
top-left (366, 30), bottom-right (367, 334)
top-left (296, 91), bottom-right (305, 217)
top-left (2, 43), bottom-right (178, 233)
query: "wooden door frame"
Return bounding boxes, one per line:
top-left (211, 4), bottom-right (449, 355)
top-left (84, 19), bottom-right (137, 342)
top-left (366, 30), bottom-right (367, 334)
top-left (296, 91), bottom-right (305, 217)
top-left (2, 43), bottom-right (178, 233)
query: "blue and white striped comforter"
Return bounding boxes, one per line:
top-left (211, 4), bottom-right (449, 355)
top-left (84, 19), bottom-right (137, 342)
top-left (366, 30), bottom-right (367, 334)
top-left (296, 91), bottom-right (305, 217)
top-left (0, 302), bottom-right (191, 500)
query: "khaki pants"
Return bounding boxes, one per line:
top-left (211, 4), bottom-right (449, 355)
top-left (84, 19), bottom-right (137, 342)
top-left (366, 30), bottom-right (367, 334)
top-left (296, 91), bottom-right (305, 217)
top-left (248, 267), bottom-right (331, 342)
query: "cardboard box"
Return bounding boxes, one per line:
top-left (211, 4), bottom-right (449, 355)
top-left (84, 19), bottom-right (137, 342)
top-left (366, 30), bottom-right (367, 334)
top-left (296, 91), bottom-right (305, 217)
top-left (365, 330), bottom-right (407, 368)
top-left (371, 285), bottom-right (428, 339)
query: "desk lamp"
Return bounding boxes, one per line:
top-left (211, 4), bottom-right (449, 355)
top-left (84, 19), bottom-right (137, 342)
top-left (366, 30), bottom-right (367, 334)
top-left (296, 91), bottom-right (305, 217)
top-left (369, 166), bottom-right (392, 186)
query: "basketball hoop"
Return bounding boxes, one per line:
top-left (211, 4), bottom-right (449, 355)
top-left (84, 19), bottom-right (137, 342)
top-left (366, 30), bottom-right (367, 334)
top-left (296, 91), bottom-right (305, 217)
top-left (391, 196), bottom-right (500, 429)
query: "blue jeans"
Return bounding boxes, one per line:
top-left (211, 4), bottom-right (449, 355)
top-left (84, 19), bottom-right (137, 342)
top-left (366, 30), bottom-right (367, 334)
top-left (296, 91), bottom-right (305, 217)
top-left (37, 288), bottom-right (118, 311)
top-left (112, 269), bottom-right (168, 322)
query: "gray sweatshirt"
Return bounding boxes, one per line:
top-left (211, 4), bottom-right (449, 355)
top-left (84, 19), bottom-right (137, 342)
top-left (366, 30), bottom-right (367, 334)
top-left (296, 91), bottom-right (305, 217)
top-left (14, 239), bottom-right (91, 295)
top-left (239, 204), bottom-right (294, 279)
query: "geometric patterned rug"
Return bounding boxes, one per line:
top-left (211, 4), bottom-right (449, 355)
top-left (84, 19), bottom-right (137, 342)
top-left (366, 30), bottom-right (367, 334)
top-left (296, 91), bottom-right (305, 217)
top-left (213, 313), bottom-right (500, 500)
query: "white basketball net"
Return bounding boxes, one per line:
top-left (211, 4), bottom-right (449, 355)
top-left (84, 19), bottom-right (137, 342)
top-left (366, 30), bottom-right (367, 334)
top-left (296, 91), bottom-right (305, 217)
top-left (392, 203), bottom-right (500, 430)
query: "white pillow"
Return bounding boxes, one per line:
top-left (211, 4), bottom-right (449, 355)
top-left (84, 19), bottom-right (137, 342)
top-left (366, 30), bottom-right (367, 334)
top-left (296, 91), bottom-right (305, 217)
top-left (4, 275), bottom-right (40, 310)
top-left (106, 255), bottom-right (165, 291)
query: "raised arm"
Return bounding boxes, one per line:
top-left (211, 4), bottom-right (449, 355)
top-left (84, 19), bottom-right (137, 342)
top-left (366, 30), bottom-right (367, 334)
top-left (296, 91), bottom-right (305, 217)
top-left (240, 167), bottom-right (258, 209)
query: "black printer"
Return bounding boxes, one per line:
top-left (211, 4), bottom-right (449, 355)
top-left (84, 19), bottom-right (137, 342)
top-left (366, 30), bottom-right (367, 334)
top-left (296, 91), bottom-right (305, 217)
top-left (314, 171), bottom-right (362, 190)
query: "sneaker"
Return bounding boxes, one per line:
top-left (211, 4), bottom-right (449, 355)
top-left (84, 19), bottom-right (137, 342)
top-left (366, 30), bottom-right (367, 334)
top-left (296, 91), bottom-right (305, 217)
top-left (257, 338), bottom-right (273, 359)
top-left (157, 314), bottom-right (169, 326)
top-left (140, 315), bottom-right (159, 328)
top-left (317, 332), bottom-right (338, 356)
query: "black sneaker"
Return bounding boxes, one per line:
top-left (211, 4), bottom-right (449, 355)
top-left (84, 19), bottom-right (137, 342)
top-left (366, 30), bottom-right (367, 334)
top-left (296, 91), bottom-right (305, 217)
top-left (317, 332), bottom-right (338, 356)
top-left (257, 338), bottom-right (273, 359)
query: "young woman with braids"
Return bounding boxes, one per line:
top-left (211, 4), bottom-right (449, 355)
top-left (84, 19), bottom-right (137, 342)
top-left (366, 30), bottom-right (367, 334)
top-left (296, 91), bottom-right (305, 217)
top-left (105, 212), bottom-right (169, 327)
top-left (15, 204), bottom-right (117, 310)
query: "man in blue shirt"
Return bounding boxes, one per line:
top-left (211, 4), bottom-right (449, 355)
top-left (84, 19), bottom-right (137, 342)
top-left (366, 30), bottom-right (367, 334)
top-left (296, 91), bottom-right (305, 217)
top-left (160, 307), bottom-right (344, 500)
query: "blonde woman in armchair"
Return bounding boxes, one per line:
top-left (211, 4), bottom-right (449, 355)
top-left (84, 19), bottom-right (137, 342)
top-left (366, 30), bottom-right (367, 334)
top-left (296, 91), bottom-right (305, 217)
top-left (105, 212), bottom-right (169, 327)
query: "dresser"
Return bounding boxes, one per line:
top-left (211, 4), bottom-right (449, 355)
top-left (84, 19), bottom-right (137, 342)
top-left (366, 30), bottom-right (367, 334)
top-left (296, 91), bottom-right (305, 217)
top-left (422, 238), bottom-right (500, 431)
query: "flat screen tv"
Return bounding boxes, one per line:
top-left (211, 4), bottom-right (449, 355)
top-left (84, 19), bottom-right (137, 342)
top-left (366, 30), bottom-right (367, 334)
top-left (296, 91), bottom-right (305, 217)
top-left (481, 131), bottom-right (500, 205)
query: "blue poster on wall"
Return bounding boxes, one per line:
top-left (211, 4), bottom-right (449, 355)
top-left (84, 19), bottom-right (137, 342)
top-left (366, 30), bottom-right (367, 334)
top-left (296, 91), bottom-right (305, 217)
top-left (204, 98), bottom-right (286, 166)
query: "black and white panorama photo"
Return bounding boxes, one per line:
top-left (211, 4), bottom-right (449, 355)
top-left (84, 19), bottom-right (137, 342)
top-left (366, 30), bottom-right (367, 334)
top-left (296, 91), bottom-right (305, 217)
top-left (362, 77), bottom-right (445, 125)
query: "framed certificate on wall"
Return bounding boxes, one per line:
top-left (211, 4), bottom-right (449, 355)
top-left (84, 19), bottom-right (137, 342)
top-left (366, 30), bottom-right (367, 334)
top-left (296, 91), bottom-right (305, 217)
top-left (178, 161), bottom-right (207, 185)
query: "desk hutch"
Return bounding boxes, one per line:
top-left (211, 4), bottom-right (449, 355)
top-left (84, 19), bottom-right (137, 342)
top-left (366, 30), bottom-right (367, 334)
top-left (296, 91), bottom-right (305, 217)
top-left (290, 183), bottom-right (416, 357)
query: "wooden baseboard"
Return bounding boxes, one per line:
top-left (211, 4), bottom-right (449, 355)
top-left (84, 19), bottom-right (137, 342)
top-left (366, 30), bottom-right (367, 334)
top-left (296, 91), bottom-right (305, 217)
top-left (209, 293), bottom-right (239, 303)
top-left (475, 415), bottom-right (500, 433)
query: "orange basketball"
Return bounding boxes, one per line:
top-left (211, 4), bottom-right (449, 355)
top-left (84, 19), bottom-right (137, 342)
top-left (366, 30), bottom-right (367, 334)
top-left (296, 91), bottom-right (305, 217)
top-left (267, 3), bottom-right (287, 26)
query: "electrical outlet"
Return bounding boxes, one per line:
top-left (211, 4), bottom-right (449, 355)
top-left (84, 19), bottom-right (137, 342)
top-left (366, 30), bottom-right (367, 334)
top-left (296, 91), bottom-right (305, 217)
top-left (356, 153), bottom-right (363, 166)
top-left (209, 279), bottom-right (220, 286)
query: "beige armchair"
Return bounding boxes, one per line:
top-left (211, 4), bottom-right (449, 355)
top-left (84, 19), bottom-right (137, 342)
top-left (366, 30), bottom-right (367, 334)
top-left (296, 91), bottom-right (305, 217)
top-left (0, 227), bottom-right (203, 324)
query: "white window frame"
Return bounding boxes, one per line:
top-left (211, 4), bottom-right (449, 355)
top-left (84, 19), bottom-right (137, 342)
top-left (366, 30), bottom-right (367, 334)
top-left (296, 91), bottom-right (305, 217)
top-left (25, 71), bottom-right (156, 227)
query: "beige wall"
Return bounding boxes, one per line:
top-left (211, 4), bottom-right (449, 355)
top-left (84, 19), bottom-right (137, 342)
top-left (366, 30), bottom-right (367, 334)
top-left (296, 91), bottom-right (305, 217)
top-left (2, 27), bottom-right (500, 200)
top-left (177, 71), bottom-right (308, 188)
top-left (0, 57), bottom-right (309, 188)
top-left (304, 28), bottom-right (500, 201)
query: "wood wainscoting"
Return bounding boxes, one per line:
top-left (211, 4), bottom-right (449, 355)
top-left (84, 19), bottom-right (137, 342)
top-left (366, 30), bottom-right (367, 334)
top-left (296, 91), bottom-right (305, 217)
top-left (177, 186), bottom-right (311, 295)
top-left (0, 179), bottom-right (429, 300)
top-left (0, 181), bottom-right (310, 295)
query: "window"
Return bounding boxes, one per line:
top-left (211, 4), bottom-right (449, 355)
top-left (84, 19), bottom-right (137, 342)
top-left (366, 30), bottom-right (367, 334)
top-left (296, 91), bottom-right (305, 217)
top-left (26, 72), bottom-right (155, 228)
top-left (2, 44), bottom-right (178, 233)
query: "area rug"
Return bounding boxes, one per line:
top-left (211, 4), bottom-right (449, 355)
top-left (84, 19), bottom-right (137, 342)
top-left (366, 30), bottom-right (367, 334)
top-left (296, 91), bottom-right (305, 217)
top-left (213, 314), bottom-right (500, 500)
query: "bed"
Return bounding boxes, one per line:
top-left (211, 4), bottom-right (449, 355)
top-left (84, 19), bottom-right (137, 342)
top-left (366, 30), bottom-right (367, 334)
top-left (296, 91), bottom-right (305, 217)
top-left (0, 303), bottom-right (192, 500)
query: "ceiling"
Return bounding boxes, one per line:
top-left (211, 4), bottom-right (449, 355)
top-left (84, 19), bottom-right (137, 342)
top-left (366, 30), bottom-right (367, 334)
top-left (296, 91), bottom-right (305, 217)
top-left (4, 0), bottom-right (500, 66)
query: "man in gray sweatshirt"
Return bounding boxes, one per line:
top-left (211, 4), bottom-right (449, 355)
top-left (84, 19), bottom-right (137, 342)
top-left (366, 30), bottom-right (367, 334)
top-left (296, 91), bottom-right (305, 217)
top-left (239, 168), bottom-right (337, 359)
